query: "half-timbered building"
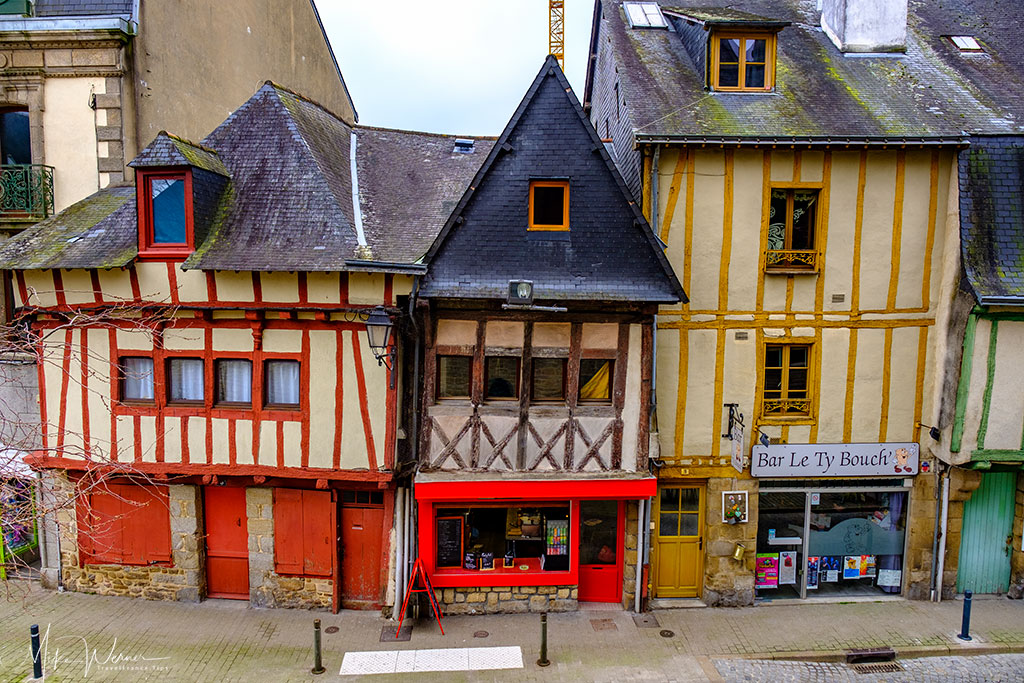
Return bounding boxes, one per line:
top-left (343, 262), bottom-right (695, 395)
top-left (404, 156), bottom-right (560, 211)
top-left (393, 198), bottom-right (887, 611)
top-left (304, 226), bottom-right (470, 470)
top-left (413, 57), bottom-right (684, 614)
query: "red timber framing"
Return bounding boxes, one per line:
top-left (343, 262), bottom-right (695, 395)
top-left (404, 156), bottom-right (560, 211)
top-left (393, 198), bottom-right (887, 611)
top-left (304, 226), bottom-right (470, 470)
top-left (415, 477), bottom-right (655, 588)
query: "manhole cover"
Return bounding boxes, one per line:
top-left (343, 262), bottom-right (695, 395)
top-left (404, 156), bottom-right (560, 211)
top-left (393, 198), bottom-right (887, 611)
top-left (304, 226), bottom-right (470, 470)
top-left (633, 613), bottom-right (660, 628)
top-left (660, 629), bottom-right (675, 638)
top-left (324, 626), bottom-right (339, 634)
top-left (851, 662), bottom-right (903, 674)
top-left (590, 618), bottom-right (617, 632)
top-left (473, 630), bottom-right (489, 638)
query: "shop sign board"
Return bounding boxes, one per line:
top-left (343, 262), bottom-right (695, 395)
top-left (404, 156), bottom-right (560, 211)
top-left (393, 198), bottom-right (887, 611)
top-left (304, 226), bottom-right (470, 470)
top-left (731, 429), bottom-right (744, 474)
top-left (750, 442), bottom-right (919, 478)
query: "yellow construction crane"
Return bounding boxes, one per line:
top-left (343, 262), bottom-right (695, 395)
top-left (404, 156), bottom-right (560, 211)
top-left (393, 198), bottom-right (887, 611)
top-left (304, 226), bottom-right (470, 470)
top-left (549, 0), bottom-right (565, 70)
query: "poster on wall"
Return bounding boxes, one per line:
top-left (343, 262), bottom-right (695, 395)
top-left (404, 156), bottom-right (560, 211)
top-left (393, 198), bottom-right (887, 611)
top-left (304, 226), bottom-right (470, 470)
top-left (755, 554), bottom-right (779, 589)
top-left (806, 556), bottom-right (820, 590)
top-left (779, 551), bottom-right (797, 585)
top-left (861, 555), bottom-right (877, 577)
top-left (844, 555), bottom-right (862, 579)
top-left (877, 568), bottom-right (901, 588)
top-left (722, 491), bottom-right (748, 524)
top-left (820, 556), bottom-right (841, 582)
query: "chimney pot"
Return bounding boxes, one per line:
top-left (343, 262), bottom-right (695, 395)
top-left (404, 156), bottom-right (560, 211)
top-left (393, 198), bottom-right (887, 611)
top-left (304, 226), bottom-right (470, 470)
top-left (821, 0), bottom-right (909, 53)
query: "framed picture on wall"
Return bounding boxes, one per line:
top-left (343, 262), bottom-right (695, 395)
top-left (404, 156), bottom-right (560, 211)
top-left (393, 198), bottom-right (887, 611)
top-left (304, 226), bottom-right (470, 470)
top-left (722, 491), bottom-right (748, 524)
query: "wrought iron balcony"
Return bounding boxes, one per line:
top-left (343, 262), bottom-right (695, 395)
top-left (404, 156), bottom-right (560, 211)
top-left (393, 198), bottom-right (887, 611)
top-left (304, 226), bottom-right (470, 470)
top-left (0, 164), bottom-right (54, 221)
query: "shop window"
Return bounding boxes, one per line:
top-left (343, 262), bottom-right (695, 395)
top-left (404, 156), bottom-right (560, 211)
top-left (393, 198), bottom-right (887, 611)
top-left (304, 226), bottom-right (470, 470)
top-left (264, 359), bottom-right (300, 408)
top-left (167, 357), bottom-right (204, 403)
top-left (138, 170), bottom-right (193, 257)
top-left (578, 358), bottom-right (613, 403)
top-left (77, 483), bottom-right (172, 566)
top-left (766, 188), bottom-right (818, 271)
top-left (712, 32), bottom-right (776, 91)
top-left (215, 359), bottom-right (252, 406)
top-left (435, 505), bottom-right (570, 572)
top-left (274, 488), bottom-right (332, 577)
top-left (755, 488), bottom-right (907, 599)
top-left (119, 356), bottom-right (154, 403)
top-left (762, 344), bottom-right (810, 416)
top-left (437, 355), bottom-right (472, 399)
top-left (532, 357), bottom-right (567, 401)
top-left (528, 180), bottom-right (569, 231)
top-left (485, 356), bottom-right (520, 400)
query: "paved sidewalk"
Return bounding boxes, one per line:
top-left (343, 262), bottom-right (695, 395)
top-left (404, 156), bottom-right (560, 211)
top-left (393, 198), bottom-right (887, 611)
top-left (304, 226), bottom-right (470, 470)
top-left (0, 582), bottom-right (1023, 681)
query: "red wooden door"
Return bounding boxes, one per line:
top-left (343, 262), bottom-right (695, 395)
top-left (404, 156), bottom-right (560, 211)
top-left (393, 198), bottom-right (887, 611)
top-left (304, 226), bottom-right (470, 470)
top-left (204, 487), bottom-right (249, 600)
top-left (340, 503), bottom-right (383, 608)
top-left (578, 500), bottom-right (624, 603)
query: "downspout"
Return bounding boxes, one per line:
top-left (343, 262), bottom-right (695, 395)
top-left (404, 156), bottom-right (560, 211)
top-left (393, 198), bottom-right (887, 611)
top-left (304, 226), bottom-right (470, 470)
top-left (928, 464), bottom-right (942, 601)
top-left (935, 467), bottom-right (951, 601)
top-left (35, 471), bottom-right (48, 572)
top-left (393, 487), bottom-right (404, 617)
top-left (634, 498), bottom-right (645, 612)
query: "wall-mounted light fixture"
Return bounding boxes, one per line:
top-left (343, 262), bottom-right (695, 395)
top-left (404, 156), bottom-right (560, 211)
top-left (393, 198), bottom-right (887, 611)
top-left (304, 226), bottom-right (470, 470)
top-left (364, 305), bottom-right (395, 372)
top-left (917, 423), bottom-right (941, 441)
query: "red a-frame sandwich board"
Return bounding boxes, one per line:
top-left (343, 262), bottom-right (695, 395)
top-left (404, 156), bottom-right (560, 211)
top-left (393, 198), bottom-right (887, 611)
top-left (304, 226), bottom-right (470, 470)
top-left (396, 557), bottom-right (444, 635)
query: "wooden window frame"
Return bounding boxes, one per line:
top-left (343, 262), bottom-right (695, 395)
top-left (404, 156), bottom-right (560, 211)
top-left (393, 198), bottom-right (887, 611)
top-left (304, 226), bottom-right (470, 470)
top-left (765, 185), bottom-right (821, 273)
top-left (528, 180), bottom-right (570, 231)
top-left (760, 341), bottom-right (814, 421)
top-left (165, 356), bottom-right (205, 406)
top-left (484, 355), bottom-right (521, 401)
top-left (137, 167), bottom-right (194, 259)
top-left (437, 354), bottom-right (473, 400)
top-left (214, 358), bottom-right (254, 409)
top-left (577, 357), bottom-right (615, 404)
top-left (263, 358), bottom-right (301, 410)
top-left (711, 31), bottom-right (777, 92)
top-left (118, 355), bottom-right (155, 405)
top-left (531, 357), bottom-right (569, 402)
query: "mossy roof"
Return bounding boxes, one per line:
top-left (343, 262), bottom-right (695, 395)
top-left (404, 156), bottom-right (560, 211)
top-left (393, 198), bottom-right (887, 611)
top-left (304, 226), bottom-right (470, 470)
top-left (662, 7), bottom-right (789, 27)
top-left (128, 132), bottom-right (229, 177)
top-left (595, 0), bottom-right (1024, 139)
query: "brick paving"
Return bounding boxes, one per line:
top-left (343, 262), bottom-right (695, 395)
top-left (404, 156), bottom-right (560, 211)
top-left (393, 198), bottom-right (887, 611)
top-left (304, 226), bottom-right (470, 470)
top-left (0, 582), bottom-right (1022, 681)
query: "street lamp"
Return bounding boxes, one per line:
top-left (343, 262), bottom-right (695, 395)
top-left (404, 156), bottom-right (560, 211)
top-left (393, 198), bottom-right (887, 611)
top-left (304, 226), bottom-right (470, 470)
top-left (364, 306), bottom-right (394, 370)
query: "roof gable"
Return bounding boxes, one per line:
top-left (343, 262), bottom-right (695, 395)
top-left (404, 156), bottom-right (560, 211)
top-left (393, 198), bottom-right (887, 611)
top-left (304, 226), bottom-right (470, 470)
top-left (421, 56), bottom-right (684, 303)
top-left (129, 132), bottom-right (229, 177)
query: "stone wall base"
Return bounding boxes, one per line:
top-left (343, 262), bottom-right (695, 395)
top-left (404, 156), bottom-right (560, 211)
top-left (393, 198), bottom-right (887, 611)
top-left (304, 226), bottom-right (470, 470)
top-left (433, 585), bottom-right (578, 614)
top-left (252, 574), bottom-right (332, 610)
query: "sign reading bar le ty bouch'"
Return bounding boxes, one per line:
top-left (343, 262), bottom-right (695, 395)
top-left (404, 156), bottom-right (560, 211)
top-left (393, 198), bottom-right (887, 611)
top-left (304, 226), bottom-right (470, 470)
top-left (750, 442), bottom-right (919, 478)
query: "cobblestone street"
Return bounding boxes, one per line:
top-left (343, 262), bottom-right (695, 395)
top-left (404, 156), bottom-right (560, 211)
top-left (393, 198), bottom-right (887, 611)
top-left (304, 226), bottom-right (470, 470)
top-left (1, 584), bottom-right (1023, 681)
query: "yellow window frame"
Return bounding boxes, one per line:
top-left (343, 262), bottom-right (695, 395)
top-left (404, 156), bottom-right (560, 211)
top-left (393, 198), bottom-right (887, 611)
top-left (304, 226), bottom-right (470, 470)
top-left (760, 341), bottom-right (814, 420)
top-left (711, 31), bottom-right (777, 92)
top-left (765, 184), bottom-right (821, 272)
top-left (528, 180), bottom-right (570, 231)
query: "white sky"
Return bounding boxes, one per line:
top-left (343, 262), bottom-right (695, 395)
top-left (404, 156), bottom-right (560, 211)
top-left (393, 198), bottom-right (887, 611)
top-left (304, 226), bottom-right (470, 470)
top-left (318, 0), bottom-right (597, 136)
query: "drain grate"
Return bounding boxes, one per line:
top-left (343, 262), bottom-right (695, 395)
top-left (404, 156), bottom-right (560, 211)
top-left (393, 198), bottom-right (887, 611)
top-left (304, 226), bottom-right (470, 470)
top-left (851, 662), bottom-right (904, 674)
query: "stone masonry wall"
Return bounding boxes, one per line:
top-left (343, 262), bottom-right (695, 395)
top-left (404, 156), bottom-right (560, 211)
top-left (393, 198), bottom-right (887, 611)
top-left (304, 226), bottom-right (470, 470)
top-left (906, 471), bottom-right (939, 599)
top-left (1009, 473), bottom-right (1024, 599)
top-left (246, 487), bottom-right (331, 610)
top-left (622, 500), bottom-right (639, 610)
top-left (433, 585), bottom-right (578, 615)
top-left (60, 481), bottom-right (204, 601)
top-left (703, 477), bottom-right (758, 606)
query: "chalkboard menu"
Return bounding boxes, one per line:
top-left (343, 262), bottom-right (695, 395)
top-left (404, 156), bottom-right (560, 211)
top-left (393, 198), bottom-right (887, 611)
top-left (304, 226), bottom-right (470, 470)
top-left (436, 516), bottom-right (464, 568)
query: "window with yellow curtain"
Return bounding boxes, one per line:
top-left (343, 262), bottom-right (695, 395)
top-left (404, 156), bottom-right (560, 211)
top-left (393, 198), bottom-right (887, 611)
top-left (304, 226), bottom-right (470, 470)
top-left (578, 358), bottom-right (613, 403)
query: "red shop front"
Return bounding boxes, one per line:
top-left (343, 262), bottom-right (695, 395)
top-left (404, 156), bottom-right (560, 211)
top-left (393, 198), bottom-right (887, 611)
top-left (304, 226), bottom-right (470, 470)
top-left (415, 474), bottom-right (655, 605)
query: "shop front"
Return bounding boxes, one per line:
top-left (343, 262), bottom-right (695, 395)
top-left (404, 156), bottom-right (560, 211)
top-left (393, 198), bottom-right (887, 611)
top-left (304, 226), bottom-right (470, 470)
top-left (415, 474), bottom-right (655, 613)
top-left (750, 442), bottom-right (919, 601)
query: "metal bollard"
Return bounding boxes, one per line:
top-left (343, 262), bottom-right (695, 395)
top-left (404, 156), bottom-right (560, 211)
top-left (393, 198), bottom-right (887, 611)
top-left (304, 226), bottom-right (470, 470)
top-left (957, 590), bottom-right (973, 641)
top-left (30, 624), bottom-right (42, 680)
top-left (537, 612), bottom-right (550, 667)
top-left (311, 618), bottom-right (326, 674)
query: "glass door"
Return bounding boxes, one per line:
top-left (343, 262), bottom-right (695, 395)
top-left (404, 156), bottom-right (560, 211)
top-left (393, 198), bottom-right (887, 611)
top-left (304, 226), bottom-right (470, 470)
top-left (578, 500), bottom-right (622, 602)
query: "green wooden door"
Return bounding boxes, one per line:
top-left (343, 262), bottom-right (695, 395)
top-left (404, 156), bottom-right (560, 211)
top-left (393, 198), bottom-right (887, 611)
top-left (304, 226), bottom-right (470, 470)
top-left (957, 472), bottom-right (1016, 594)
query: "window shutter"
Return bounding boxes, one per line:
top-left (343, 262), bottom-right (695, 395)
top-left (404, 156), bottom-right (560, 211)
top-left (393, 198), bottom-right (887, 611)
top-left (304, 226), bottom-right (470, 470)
top-left (132, 486), bottom-right (173, 565)
top-left (302, 490), bottom-right (333, 577)
top-left (86, 487), bottom-right (127, 564)
top-left (274, 488), bottom-right (304, 575)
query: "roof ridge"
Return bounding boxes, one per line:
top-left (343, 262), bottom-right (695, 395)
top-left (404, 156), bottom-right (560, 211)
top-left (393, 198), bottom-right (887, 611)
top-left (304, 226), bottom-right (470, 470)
top-left (355, 124), bottom-right (498, 141)
top-left (262, 80), bottom-right (354, 129)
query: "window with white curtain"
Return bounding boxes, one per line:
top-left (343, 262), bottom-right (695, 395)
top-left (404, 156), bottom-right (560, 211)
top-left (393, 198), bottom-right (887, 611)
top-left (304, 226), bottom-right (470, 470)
top-left (215, 359), bottom-right (252, 405)
top-left (265, 359), bottom-right (300, 407)
top-left (168, 358), bottom-right (204, 403)
top-left (120, 357), bottom-right (154, 402)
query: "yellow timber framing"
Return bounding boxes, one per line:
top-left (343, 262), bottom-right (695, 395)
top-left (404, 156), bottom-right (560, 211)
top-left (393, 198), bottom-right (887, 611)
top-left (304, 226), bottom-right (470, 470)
top-left (650, 143), bottom-right (948, 470)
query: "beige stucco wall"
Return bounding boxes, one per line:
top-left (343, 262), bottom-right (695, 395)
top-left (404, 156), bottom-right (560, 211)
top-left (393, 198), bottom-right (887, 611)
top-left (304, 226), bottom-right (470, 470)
top-left (42, 77), bottom-right (104, 211)
top-left (131, 0), bottom-right (355, 161)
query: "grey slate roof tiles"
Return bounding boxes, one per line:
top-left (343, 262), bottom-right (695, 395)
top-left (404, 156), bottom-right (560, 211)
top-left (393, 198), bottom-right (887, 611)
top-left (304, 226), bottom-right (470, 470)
top-left (129, 132), bottom-right (230, 177)
top-left (32, 0), bottom-right (132, 17)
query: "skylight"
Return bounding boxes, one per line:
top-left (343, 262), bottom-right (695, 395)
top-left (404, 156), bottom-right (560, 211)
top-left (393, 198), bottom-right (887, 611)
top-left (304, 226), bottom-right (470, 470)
top-left (453, 138), bottom-right (475, 154)
top-left (949, 36), bottom-right (983, 52)
top-left (624, 2), bottom-right (667, 29)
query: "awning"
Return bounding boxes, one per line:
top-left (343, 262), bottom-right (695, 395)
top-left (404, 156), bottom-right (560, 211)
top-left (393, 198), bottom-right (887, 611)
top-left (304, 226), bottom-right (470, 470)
top-left (415, 472), bottom-right (656, 501)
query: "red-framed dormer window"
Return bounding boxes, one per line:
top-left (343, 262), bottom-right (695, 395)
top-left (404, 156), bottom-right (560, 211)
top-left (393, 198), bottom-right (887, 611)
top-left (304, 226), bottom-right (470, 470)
top-left (137, 168), bottom-right (193, 258)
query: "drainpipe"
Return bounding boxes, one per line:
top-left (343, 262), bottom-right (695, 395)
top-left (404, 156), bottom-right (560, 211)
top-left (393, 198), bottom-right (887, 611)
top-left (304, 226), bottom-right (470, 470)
top-left (929, 464), bottom-right (942, 601)
top-left (35, 471), bottom-right (48, 573)
top-left (393, 487), bottom-right (404, 617)
top-left (649, 146), bottom-right (661, 234)
top-left (634, 499), bottom-right (646, 612)
top-left (935, 467), bottom-right (951, 602)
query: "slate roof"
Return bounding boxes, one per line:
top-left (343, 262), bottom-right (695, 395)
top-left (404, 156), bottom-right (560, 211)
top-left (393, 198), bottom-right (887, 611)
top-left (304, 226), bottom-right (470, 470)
top-left (33, 0), bottom-right (132, 17)
top-left (356, 127), bottom-right (495, 264)
top-left (959, 136), bottom-right (1024, 305)
top-left (129, 132), bottom-right (229, 177)
top-left (420, 56), bottom-right (685, 304)
top-left (586, 0), bottom-right (1024, 140)
top-left (662, 6), bottom-right (789, 27)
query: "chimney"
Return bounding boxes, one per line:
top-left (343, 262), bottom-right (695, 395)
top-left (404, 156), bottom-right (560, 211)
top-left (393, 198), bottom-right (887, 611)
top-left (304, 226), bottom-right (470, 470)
top-left (820, 0), bottom-right (908, 53)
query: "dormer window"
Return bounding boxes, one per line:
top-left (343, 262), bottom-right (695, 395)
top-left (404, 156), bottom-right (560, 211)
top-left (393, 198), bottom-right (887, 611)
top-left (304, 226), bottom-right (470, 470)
top-left (949, 36), bottom-right (983, 52)
top-left (138, 169), bottom-right (193, 257)
top-left (624, 2), bottom-right (667, 28)
top-left (528, 180), bottom-right (569, 231)
top-left (712, 32), bottom-right (776, 91)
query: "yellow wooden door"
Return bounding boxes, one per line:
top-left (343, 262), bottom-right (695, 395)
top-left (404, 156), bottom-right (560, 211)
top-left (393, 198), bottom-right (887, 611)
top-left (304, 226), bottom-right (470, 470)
top-left (652, 485), bottom-right (704, 598)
